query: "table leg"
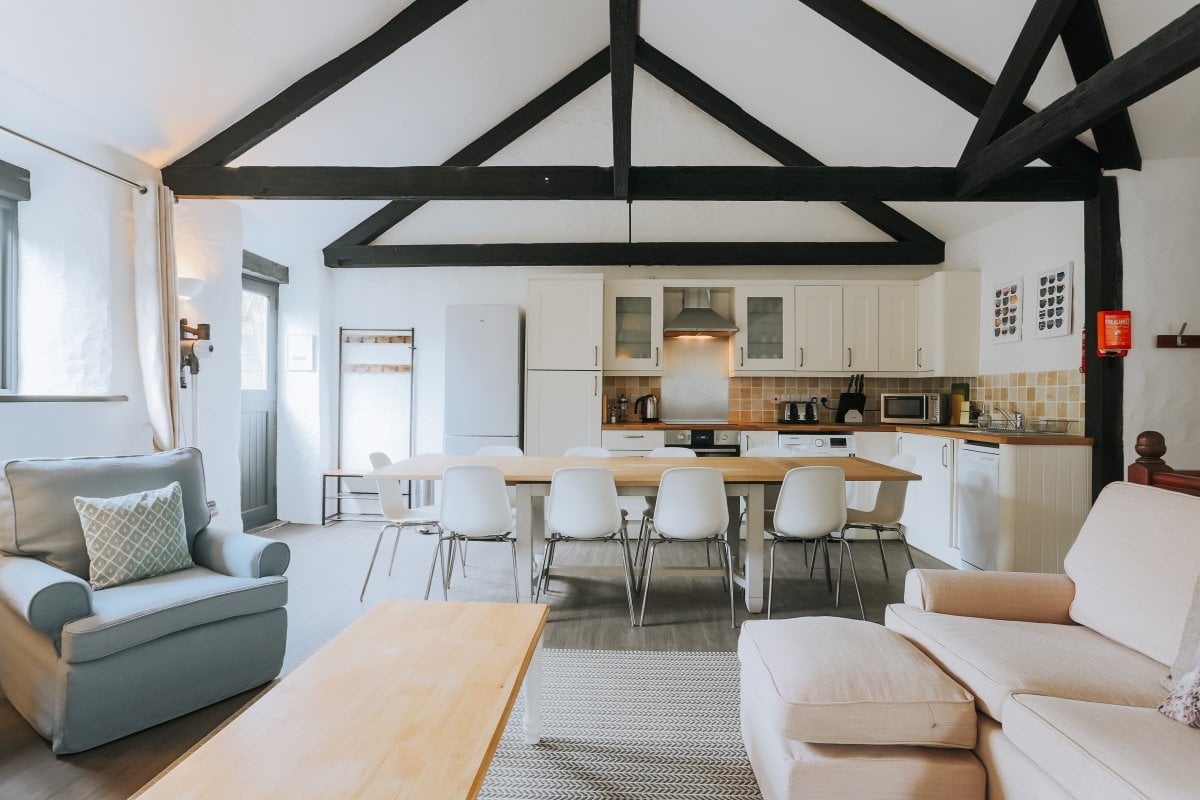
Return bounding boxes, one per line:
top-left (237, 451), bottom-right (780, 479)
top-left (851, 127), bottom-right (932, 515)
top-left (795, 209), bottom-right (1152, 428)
top-left (744, 484), bottom-right (764, 613)
top-left (725, 496), bottom-right (742, 572)
top-left (516, 485), bottom-right (534, 602)
top-left (522, 637), bottom-right (543, 744)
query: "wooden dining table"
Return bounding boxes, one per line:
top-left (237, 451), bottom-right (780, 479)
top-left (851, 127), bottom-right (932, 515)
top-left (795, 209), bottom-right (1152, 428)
top-left (366, 455), bottom-right (919, 613)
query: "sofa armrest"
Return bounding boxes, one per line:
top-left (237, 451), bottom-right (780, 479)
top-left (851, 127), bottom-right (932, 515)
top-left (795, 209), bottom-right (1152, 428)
top-left (0, 554), bottom-right (93, 633)
top-left (192, 527), bottom-right (290, 578)
top-left (903, 569), bottom-right (1076, 624)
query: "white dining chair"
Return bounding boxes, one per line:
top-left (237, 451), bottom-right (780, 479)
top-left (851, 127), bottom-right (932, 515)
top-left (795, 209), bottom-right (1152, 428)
top-left (768, 466), bottom-right (863, 620)
top-left (564, 446), bottom-right (612, 457)
top-left (432, 465), bottom-right (520, 602)
top-left (476, 445), bottom-right (524, 456)
top-left (842, 454), bottom-right (917, 580)
top-left (538, 468), bottom-right (637, 626)
top-left (741, 446), bottom-right (793, 561)
top-left (635, 446), bottom-right (698, 581)
top-left (639, 467), bottom-right (735, 629)
top-left (360, 452), bottom-right (442, 602)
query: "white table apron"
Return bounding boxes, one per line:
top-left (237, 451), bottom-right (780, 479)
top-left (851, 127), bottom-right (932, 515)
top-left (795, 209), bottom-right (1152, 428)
top-left (516, 482), bottom-right (766, 613)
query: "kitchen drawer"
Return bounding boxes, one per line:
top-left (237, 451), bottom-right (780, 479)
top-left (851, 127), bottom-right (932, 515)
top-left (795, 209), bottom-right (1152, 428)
top-left (602, 430), bottom-right (666, 452)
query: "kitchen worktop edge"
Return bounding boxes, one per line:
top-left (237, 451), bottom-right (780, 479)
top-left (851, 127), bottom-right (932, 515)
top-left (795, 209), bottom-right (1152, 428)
top-left (601, 422), bottom-right (1092, 445)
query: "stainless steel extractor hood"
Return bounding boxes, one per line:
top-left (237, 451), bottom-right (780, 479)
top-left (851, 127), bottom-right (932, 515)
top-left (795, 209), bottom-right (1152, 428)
top-left (663, 288), bottom-right (739, 338)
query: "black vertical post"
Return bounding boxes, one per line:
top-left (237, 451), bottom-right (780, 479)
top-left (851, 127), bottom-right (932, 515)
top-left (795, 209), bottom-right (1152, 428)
top-left (1083, 175), bottom-right (1123, 499)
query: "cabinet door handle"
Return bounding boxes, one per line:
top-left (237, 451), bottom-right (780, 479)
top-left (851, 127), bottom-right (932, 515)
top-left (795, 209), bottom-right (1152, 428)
top-left (594, 375), bottom-right (599, 396)
top-left (798, 347), bottom-right (804, 367)
top-left (622, 434), bottom-right (644, 439)
top-left (739, 347), bottom-right (745, 366)
top-left (847, 347), bottom-right (853, 368)
top-left (655, 346), bottom-right (660, 367)
top-left (897, 435), bottom-right (903, 452)
top-left (916, 346), bottom-right (923, 369)
top-left (941, 443), bottom-right (948, 467)
top-left (594, 345), bottom-right (598, 367)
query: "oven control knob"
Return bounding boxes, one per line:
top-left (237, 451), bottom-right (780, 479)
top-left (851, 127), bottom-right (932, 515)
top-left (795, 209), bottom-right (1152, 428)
top-left (813, 438), bottom-right (825, 448)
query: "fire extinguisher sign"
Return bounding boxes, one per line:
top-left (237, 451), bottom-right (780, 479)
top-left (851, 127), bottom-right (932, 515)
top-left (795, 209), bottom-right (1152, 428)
top-left (1097, 310), bottom-right (1132, 357)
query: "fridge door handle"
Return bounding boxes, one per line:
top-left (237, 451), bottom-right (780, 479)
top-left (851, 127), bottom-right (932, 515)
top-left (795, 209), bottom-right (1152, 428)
top-left (594, 375), bottom-right (599, 396)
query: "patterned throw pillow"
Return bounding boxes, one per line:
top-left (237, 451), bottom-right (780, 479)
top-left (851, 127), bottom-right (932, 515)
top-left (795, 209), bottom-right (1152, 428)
top-left (73, 482), bottom-right (194, 590)
top-left (1160, 666), bottom-right (1200, 728)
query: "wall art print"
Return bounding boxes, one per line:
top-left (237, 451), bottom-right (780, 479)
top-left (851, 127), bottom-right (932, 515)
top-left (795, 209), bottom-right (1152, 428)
top-left (992, 277), bottom-right (1023, 343)
top-left (1035, 262), bottom-right (1073, 338)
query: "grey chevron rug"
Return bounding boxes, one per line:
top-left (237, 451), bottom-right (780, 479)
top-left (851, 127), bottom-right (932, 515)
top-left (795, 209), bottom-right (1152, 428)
top-left (479, 649), bottom-right (762, 799)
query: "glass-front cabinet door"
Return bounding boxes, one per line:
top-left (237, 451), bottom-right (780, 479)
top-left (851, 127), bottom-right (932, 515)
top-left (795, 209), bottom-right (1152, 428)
top-left (734, 284), bottom-right (796, 372)
top-left (603, 281), bottom-right (663, 373)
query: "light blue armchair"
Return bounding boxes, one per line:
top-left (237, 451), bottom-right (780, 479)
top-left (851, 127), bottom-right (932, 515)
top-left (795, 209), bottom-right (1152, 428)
top-left (0, 447), bottom-right (289, 754)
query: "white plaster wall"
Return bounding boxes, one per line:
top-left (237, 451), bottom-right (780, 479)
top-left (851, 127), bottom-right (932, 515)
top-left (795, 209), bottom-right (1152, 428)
top-left (174, 201), bottom-right (244, 529)
top-left (944, 202), bottom-right (1085, 375)
top-left (1118, 156), bottom-right (1200, 466)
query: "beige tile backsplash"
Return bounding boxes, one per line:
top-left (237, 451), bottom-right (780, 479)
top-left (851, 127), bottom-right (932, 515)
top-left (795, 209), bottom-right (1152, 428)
top-left (604, 369), bottom-right (1084, 429)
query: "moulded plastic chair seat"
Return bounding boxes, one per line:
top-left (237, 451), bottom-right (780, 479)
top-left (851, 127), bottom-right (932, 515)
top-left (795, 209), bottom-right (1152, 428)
top-left (476, 445), bottom-right (525, 456)
top-left (539, 468), bottom-right (636, 625)
top-left (768, 466), bottom-right (864, 620)
top-left (432, 465), bottom-right (520, 602)
top-left (639, 467), bottom-right (736, 628)
top-left (636, 447), bottom-right (698, 571)
top-left (564, 446), bottom-right (612, 457)
top-left (360, 452), bottom-right (441, 602)
top-left (844, 453), bottom-right (917, 580)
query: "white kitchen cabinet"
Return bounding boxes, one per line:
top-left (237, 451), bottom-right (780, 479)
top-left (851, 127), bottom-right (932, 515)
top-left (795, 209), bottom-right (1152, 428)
top-left (794, 286), bottom-right (843, 372)
top-left (602, 429), bottom-right (666, 453)
top-left (897, 432), bottom-right (957, 565)
top-left (526, 277), bottom-right (603, 371)
top-left (915, 271), bottom-right (980, 375)
top-left (740, 430), bottom-right (780, 452)
top-left (878, 285), bottom-right (918, 372)
top-left (842, 285), bottom-right (879, 371)
top-left (603, 281), bottom-right (663, 373)
top-left (524, 370), bottom-right (602, 456)
top-left (733, 284), bottom-right (796, 373)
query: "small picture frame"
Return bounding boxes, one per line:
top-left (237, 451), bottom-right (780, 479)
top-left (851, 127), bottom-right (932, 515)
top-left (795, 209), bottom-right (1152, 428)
top-left (286, 333), bottom-right (315, 371)
top-left (991, 277), bottom-right (1023, 343)
top-left (1035, 263), bottom-right (1073, 339)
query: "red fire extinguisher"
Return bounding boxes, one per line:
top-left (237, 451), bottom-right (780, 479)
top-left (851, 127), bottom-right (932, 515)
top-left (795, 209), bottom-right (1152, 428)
top-left (1096, 310), bottom-right (1132, 358)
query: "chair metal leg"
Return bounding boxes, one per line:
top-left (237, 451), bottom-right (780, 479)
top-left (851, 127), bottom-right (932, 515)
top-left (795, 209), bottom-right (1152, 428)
top-left (803, 538), bottom-right (809, 568)
top-left (809, 539), bottom-right (819, 578)
top-left (424, 536), bottom-right (447, 600)
top-left (872, 526), bottom-right (890, 580)
top-left (509, 539), bottom-right (519, 604)
top-left (618, 531), bottom-right (636, 627)
top-left (767, 538), bottom-right (778, 620)
top-left (457, 539), bottom-right (469, 577)
top-left (822, 538), bottom-right (833, 594)
top-left (444, 538), bottom-right (458, 588)
top-left (717, 540), bottom-right (729, 593)
top-left (359, 523), bottom-right (394, 602)
top-left (834, 536), bottom-right (845, 607)
top-left (386, 525), bottom-right (403, 577)
top-left (839, 538), bottom-right (867, 620)
top-left (721, 539), bottom-right (736, 629)
top-left (705, 540), bottom-right (713, 568)
top-left (535, 538), bottom-right (555, 603)
top-left (638, 541), bottom-right (660, 627)
top-left (898, 525), bottom-right (916, 569)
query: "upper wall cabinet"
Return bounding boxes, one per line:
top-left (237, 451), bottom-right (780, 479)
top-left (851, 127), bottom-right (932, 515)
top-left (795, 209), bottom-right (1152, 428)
top-left (878, 285), bottom-right (918, 372)
top-left (794, 285), bottom-right (843, 372)
top-left (526, 277), bottom-right (603, 370)
top-left (733, 284), bottom-right (796, 373)
top-left (916, 272), bottom-right (981, 376)
top-left (842, 285), bottom-right (879, 372)
top-left (603, 281), bottom-right (663, 374)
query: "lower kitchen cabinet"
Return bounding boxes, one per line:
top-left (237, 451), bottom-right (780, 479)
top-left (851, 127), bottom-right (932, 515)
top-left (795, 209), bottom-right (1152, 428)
top-left (897, 432), bottom-right (957, 565)
top-left (524, 370), bottom-right (602, 456)
top-left (601, 429), bottom-right (666, 454)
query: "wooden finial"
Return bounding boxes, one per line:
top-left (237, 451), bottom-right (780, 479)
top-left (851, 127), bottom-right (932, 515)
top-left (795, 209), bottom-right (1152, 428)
top-left (1135, 431), bottom-right (1167, 462)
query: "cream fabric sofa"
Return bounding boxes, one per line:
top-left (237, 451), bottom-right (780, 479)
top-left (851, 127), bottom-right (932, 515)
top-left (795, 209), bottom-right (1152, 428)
top-left (886, 481), bottom-right (1200, 799)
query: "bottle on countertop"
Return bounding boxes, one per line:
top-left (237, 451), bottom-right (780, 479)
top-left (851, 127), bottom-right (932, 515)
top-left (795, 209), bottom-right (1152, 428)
top-left (617, 394), bottom-right (629, 424)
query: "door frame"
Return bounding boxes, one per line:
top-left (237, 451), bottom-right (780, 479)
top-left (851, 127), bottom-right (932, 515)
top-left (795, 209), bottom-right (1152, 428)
top-left (240, 275), bottom-right (279, 528)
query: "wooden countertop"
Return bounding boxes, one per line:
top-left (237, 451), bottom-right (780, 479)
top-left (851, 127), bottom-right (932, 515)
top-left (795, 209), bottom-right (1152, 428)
top-left (602, 422), bottom-right (1092, 446)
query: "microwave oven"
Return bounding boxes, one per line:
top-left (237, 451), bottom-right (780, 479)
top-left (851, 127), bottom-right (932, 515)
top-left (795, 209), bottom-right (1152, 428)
top-left (880, 393), bottom-right (945, 425)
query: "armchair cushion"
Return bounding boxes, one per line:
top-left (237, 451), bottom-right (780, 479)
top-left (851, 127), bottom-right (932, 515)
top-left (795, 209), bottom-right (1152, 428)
top-left (74, 482), bottom-right (193, 589)
top-left (0, 555), bottom-right (92, 632)
top-left (60, 566), bottom-right (287, 664)
top-left (903, 569), bottom-right (1075, 624)
top-left (192, 528), bottom-right (290, 578)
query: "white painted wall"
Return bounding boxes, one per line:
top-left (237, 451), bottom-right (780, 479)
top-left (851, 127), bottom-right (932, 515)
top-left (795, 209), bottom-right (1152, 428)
top-left (944, 202), bottom-right (1085, 376)
top-left (1117, 156), bottom-right (1200, 466)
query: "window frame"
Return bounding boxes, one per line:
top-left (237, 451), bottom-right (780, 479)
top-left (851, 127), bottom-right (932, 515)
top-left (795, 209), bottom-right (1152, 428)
top-left (0, 195), bottom-right (17, 393)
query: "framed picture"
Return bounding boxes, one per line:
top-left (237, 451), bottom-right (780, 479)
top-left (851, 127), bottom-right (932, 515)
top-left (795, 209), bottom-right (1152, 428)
top-left (1035, 262), bottom-right (1072, 338)
top-left (992, 277), bottom-right (1023, 343)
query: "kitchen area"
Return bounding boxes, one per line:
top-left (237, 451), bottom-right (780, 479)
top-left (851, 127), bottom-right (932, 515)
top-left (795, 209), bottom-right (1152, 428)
top-left (521, 273), bottom-right (1094, 574)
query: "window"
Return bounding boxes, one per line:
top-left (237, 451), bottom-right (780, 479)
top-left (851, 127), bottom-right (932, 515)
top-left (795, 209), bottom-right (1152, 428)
top-left (0, 196), bottom-right (16, 392)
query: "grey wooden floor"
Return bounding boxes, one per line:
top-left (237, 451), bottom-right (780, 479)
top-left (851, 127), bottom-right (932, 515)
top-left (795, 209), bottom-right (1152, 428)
top-left (0, 520), bottom-right (948, 800)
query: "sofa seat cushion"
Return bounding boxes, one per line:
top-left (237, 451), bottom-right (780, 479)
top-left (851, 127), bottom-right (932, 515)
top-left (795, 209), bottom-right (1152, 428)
top-left (1006, 694), bottom-right (1200, 800)
top-left (886, 603), bottom-right (1168, 721)
top-left (60, 567), bottom-right (287, 663)
top-left (739, 617), bottom-right (977, 748)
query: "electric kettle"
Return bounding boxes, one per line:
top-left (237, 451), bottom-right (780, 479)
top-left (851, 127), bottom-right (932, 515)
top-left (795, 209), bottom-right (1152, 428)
top-left (634, 394), bottom-right (659, 422)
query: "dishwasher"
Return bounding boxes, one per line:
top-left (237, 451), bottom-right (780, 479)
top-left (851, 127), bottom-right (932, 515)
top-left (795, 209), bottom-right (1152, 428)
top-left (957, 441), bottom-right (1000, 570)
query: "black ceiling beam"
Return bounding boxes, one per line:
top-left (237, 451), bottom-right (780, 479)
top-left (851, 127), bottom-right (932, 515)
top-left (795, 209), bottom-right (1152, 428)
top-left (609, 0), bottom-right (638, 197)
top-left (165, 165), bottom-right (1097, 202)
top-left (324, 240), bottom-right (945, 268)
top-left (796, 0), bottom-right (1100, 174)
top-left (1059, 0), bottom-right (1141, 170)
top-left (634, 39), bottom-right (941, 246)
top-left (325, 48), bottom-right (610, 251)
top-left (959, 5), bottom-right (1200, 196)
top-left (959, 0), bottom-right (1080, 164)
top-left (171, 0), bottom-right (470, 167)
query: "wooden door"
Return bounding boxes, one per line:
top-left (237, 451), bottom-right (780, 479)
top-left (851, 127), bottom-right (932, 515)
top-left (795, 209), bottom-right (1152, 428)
top-left (240, 276), bottom-right (278, 528)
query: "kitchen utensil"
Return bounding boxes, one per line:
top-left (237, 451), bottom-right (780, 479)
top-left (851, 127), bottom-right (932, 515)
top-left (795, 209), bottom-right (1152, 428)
top-left (835, 374), bottom-right (868, 423)
top-left (634, 394), bottom-right (659, 422)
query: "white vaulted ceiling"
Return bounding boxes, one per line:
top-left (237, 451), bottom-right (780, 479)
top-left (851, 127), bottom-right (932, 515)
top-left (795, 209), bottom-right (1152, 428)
top-left (1, 0), bottom-right (1198, 255)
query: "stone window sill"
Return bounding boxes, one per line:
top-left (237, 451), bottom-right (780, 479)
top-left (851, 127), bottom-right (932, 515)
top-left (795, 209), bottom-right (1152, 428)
top-left (0, 394), bottom-right (129, 403)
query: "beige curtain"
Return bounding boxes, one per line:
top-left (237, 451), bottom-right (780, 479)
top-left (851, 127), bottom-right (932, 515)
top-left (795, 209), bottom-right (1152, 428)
top-left (133, 184), bottom-right (182, 451)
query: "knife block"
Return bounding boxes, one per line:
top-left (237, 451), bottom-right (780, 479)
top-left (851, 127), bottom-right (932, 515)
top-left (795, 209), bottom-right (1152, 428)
top-left (835, 392), bottom-right (867, 423)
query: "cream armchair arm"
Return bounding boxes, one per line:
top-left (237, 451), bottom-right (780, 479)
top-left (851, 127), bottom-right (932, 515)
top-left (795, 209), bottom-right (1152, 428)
top-left (191, 527), bottom-right (290, 579)
top-left (903, 568), bottom-right (1076, 624)
top-left (0, 554), bottom-right (93, 633)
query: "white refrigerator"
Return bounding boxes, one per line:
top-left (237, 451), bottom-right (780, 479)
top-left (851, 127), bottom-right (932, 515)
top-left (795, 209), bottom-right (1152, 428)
top-left (443, 304), bottom-right (522, 455)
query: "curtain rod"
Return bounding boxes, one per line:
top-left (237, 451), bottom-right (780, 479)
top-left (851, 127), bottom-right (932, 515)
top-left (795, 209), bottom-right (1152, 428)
top-left (0, 123), bottom-right (148, 194)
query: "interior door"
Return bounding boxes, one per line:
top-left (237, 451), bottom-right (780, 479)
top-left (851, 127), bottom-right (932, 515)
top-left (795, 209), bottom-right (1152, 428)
top-left (240, 276), bottom-right (278, 528)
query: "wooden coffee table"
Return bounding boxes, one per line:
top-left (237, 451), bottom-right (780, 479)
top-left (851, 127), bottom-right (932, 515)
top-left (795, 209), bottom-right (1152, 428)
top-left (134, 601), bottom-right (549, 800)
